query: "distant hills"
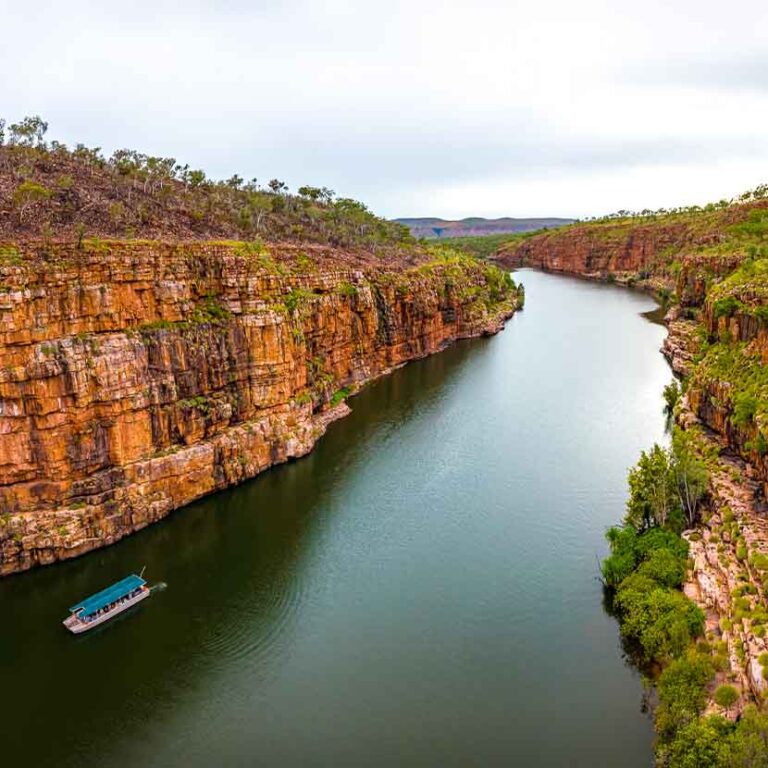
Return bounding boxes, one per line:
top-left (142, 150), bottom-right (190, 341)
top-left (394, 216), bottom-right (574, 239)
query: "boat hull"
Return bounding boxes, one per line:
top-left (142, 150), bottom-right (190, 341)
top-left (63, 587), bottom-right (150, 634)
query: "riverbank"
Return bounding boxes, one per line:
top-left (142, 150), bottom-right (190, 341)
top-left (497, 197), bottom-right (768, 756)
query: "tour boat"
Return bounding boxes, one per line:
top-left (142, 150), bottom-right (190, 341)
top-left (63, 573), bottom-right (150, 634)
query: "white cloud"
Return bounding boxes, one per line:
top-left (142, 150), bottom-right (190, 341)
top-left (1, 0), bottom-right (767, 218)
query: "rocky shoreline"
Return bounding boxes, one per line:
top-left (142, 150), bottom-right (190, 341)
top-left (497, 207), bottom-right (768, 719)
top-left (665, 312), bottom-right (768, 715)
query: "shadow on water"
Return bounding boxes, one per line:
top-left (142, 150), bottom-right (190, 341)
top-left (0, 333), bottom-right (489, 767)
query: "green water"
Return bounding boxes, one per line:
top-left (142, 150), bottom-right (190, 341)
top-left (0, 270), bottom-right (670, 767)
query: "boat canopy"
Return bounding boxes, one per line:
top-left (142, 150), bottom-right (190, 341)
top-left (69, 575), bottom-right (146, 617)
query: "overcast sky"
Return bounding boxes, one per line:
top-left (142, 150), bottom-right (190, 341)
top-left (2, 0), bottom-right (767, 219)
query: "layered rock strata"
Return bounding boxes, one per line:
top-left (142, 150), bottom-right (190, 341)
top-left (0, 241), bottom-right (520, 574)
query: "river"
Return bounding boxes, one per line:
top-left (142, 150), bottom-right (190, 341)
top-left (0, 270), bottom-right (671, 767)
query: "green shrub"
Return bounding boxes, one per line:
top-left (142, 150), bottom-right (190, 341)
top-left (338, 281), bottom-right (358, 298)
top-left (712, 295), bottom-right (741, 321)
top-left (602, 526), bottom-right (689, 588)
top-left (721, 705), bottom-right (768, 765)
top-left (329, 386), bottom-right (352, 407)
top-left (614, 575), bottom-right (704, 660)
top-left (746, 431), bottom-right (768, 456)
top-left (656, 652), bottom-right (714, 740)
top-left (637, 547), bottom-right (688, 588)
top-left (662, 715), bottom-right (731, 768)
top-left (192, 295), bottom-right (231, 324)
top-left (714, 684), bottom-right (739, 711)
top-left (664, 380), bottom-right (681, 416)
top-left (284, 287), bottom-right (314, 314)
top-left (732, 393), bottom-right (758, 428)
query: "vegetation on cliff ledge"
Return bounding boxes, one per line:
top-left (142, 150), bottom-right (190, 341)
top-left (602, 432), bottom-right (708, 663)
top-left (601, 431), bottom-right (768, 764)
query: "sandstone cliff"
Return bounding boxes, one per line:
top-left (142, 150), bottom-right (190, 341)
top-left (0, 240), bottom-right (521, 575)
top-left (495, 201), bottom-right (768, 290)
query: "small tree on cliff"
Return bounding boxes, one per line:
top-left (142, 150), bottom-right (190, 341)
top-left (625, 444), bottom-right (680, 532)
top-left (298, 185), bottom-right (323, 201)
top-left (663, 380), bottom-right (681, 418)
top-left (671, 430), bottom-right (708, 528)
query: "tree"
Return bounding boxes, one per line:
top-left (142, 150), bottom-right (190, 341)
top-left (298, 185), bottom-right (322, 201)
top-left (188, 169), bottom-right (207, 188)
top-left (625, 444), bottom-right (680, 531)
top-left (602, 526), bottom-right (640, 587)
top-left (12, 180), bottom-right (51, 221)
top-left (243, 192), bottom-right (273, 233)
top-left (602, 525), bottom-right (689, 589)
top-left (664, 380), bottom-right (681, 417)
top-left (664, 715), bottom-right (731, 768)
top-left (671, 430), bottom-right (708, 528)
top-left (614, 575), bottom-right (703, 660)
top-left (714, 684), bottom-right (738, 714)
top-left (637, 547), bottom-right (687, 588)
top-left (722, 705), bottom-right (768, 766)
top-left (0, 118), bottom-right (5, 145)
top-left (72, 143), bottom-right (105, 166)
top-left (268, 178), bottom-right (288, 194)
top-left (656, 652), bottom-right (714, 740)
top-left (8, 115), bottom-right (48, 147)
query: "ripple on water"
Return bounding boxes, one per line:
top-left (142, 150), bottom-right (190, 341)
top-left (200, 569), bottom-right (307, 674)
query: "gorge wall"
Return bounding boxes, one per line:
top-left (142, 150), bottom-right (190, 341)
top-left (0, 240), bottom-right (521, 575)
top-left (496, 202), bottom-right (768, 289)
top-left (497, 203), bottom-right (768, 711)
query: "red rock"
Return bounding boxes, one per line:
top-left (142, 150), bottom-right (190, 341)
top-left (0, 240), bottom-right (520, 575)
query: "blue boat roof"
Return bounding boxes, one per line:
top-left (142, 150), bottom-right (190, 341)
top-left (69, 575), bottom-right (146, 617)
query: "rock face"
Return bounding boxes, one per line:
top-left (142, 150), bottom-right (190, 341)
top-left (0, 240), bottom-right (520, 575)
top-left (495, 203), bottom-right (768, 284)
top-left (496, 220), bottom-right (697, 278)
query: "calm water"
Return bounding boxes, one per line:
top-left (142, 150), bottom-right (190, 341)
top-left (0, 271), bottom-right (671, 767)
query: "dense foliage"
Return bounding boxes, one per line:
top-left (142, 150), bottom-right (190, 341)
top-left (663, 381), bottom-right (681, 418)
top-left (661, 705), bottom-right (768, 767)
top-left (624, 430), bottom-right (708, 533)
top-left (0, 115), bottom-right (414, 248)
top-left (603, 526), bottom-right (703, 661)
top-left (603, 420), bottom-right (768, 765)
